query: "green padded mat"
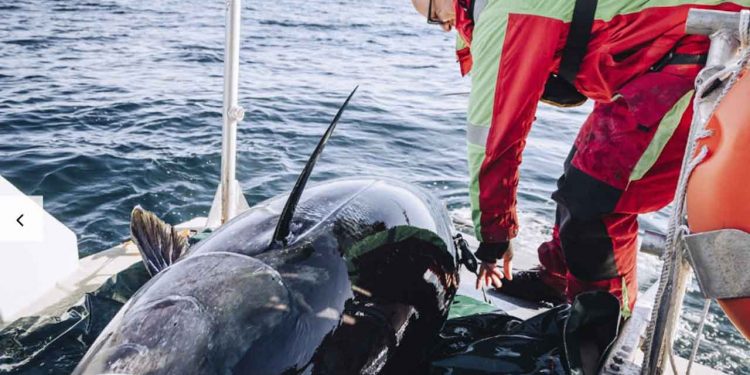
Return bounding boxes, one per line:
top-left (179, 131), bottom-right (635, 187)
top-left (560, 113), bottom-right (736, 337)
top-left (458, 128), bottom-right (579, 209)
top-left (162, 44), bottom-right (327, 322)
top-left (447, 295), bottom-right (500, 319)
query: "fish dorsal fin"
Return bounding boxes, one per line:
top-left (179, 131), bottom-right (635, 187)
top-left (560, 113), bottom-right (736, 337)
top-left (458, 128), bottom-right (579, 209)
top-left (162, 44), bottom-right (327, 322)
top-left (130, 205), bottom-right (189, 276)
top-left (272, 86), bottom-right (358, 246)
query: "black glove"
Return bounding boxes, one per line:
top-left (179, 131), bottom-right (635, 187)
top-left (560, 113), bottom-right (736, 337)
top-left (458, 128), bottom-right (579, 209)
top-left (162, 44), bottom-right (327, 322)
top-left (474, 241), bottom-right (510, 263)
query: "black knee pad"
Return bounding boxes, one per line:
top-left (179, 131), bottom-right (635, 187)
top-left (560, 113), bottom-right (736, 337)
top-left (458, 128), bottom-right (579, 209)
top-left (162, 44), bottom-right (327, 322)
top-left (558, 212), bottom-right (619, 281)
top-left (553, 166), bottom-right (622, 222)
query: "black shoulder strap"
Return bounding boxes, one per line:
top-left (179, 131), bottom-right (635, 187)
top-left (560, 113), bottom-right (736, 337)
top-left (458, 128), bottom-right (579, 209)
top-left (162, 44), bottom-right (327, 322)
top-left (558, 0), bottom-right (598, 84)
top-left (460, 0), bottom-right (487, 22)
top-left (458, 0), bottom-right (475, 21)
top-left (466, 0), bottom-right (475, 21)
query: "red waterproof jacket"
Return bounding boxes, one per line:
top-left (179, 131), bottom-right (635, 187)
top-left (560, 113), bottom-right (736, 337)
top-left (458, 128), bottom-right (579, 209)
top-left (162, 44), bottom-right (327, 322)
top-left (455, 0), bottom-right (749, 243)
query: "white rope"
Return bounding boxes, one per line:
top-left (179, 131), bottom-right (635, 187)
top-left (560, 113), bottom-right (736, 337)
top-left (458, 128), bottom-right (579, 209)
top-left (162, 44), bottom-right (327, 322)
top-left (686, 299), bottom-right (712, 375)
top-left (642, 74), bottom-right (713, 375)
top-left (686, 146), bottom-right (709, 173)
top-left (740, 10), bottom-right (750, 48)
top-left (642, 25), bottom-right (750, 374)
top-left (695, 128), bottom-right (713, 140)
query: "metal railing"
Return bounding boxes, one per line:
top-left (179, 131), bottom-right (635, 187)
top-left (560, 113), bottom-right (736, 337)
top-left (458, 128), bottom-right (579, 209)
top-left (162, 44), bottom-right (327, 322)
top-left (200, 5), bottom-right (748, 373)
top-left (207, 0), bottom-right (249, 229)
top-left (641, 8), bottom-right (748, 375)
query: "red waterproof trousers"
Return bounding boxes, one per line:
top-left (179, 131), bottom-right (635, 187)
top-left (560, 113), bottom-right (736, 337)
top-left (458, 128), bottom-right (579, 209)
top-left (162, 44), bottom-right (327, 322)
top-left (538, 68), bottom-right (697, 314)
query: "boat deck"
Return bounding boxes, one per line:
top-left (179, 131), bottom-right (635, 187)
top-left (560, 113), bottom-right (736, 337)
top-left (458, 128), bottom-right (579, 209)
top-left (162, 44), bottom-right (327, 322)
top-left (456, 229), bottom-right (721, 375)
top-left (9, 217), bottom-right (722, 374)
top-left (7, 218), bottom-right (206, 323)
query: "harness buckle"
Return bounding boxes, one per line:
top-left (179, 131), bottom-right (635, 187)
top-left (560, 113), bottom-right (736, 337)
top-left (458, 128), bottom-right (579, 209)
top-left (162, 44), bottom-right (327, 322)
top-left (651, 50), bottom-right (676, 72)
top-left (453, 234), bottom-right (478, 275)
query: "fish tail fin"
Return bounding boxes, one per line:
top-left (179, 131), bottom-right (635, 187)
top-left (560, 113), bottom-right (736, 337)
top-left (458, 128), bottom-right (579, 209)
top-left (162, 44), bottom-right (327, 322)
top-left (130, 205), bottom-right (188, 277)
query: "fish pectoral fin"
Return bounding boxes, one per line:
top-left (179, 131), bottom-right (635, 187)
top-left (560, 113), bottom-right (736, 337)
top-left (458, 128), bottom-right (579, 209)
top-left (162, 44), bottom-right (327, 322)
top-left (130, 205), bottom-right (189, 277)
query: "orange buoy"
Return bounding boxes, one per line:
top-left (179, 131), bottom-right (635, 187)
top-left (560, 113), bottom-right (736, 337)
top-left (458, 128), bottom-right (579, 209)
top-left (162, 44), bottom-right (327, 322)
top-left (687, 70), bottom-right (750, 340)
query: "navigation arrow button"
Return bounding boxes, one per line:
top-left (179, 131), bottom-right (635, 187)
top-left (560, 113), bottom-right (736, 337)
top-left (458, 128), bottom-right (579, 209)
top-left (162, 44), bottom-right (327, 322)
top-left (16, 214), bottom-right (24, 227)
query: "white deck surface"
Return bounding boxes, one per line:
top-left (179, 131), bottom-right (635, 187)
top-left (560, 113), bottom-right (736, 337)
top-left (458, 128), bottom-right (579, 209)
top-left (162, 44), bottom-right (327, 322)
top-left (7, 241), bottom-right (142, 326)
top-left (0, 176), bottom-right (79, 325)
top-left (2, 215), bottom-right (724, 374)
top-left (456, 230), bottom-right (548, 320)
top-left (455, 228), bottom-right (721, 375)
top-left (3, 216), bottom-right (212, 325)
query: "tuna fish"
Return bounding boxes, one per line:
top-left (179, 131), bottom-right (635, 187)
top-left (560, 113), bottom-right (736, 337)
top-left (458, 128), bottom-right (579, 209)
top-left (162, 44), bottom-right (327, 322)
top-left (73, 89), bottom-right (460, 374)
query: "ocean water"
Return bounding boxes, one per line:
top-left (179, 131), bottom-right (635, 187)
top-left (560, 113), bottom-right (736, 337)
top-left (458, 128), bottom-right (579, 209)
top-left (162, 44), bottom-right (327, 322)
top-left (0, 0), bottom-right (747, 372)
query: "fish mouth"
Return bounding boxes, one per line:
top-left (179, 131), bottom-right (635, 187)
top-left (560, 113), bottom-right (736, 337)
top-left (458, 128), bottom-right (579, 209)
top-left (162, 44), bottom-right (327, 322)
top-left (76, 297), bottom-right (214, 375)
top-left (75, 253), bottom-right (289, 375)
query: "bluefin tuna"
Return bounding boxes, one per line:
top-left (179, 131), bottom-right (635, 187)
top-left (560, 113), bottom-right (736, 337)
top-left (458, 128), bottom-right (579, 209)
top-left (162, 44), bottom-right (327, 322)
top-left (73, 89), bottom-right (460, 374)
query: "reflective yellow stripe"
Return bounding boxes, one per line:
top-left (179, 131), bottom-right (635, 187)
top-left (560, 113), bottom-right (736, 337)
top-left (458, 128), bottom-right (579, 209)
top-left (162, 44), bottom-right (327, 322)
top-left (596, 0), bottom-right (750, 22)
top-left (621, 276), bottom-right (632, 319)
top-left (467, 1), bottom-right (508, 129)
top-left (467, 143), bottom-right (486, 242)
top-left (467, 122), bottom-right (490, 146)
top-left (629, 90), bottom-right (693, 182)
top-left (480, 1), bottom-right (750, 25)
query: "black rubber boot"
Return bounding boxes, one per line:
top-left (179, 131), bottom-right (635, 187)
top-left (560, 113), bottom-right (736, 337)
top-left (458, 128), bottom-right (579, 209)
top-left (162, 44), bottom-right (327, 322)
top-left (495, 266), bottom-right (567, 306)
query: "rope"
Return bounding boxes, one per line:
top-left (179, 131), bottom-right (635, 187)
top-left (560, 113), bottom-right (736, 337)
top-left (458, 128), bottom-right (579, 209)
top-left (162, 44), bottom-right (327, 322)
top-left (642, 24), bottom-right (750, 374)
top-left (741, 10), bottom-right (750, 49)
top-left (641, 71), bottom-right (712, 375)
top-left (686, 146), bottom-right (708, 173)
top-left (686, 299), bottom-right (712, 375)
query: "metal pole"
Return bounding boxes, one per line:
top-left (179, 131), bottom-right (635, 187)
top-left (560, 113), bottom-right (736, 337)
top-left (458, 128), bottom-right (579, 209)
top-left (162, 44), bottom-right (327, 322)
top-left (208, 0), bottom-right (248, 228)
top-left (686, 9), bottom-right (741, 36)
top-left (642, 9), bottom-right (742, 374)
top-left (220, 0), bottom-right (242, 223)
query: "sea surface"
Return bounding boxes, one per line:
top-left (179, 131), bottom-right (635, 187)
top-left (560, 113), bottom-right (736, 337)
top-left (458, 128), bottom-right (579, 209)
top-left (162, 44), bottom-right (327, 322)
top-left (0, 0), bottom-right (747, 372)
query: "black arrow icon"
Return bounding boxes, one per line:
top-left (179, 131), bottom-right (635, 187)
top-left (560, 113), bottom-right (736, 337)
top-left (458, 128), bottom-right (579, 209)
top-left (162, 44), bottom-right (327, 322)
top-left (16, 214), bottom-right (24, 227)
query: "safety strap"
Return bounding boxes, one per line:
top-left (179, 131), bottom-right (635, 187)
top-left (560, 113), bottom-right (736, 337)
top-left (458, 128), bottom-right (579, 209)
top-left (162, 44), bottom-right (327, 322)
top-left (460, 0), bottom-right (488, 22)
top-left (558, 0), bottom-right (598, 84)
top-left (651, 51), bottom-right (709, 72)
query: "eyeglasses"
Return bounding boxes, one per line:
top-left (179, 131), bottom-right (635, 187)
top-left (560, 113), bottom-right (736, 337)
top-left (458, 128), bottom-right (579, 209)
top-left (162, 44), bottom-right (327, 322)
top-left (427, 0), bottom-right (443, 24)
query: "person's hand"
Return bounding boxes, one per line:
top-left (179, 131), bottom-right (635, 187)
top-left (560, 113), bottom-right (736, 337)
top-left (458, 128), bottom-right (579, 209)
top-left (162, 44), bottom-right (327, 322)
top-left (501, 242), bottom-right (513, 281)
top-left (474, 243), bottom-right (514, 289)
top-left (475, 261), bottom-right (502, 289)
